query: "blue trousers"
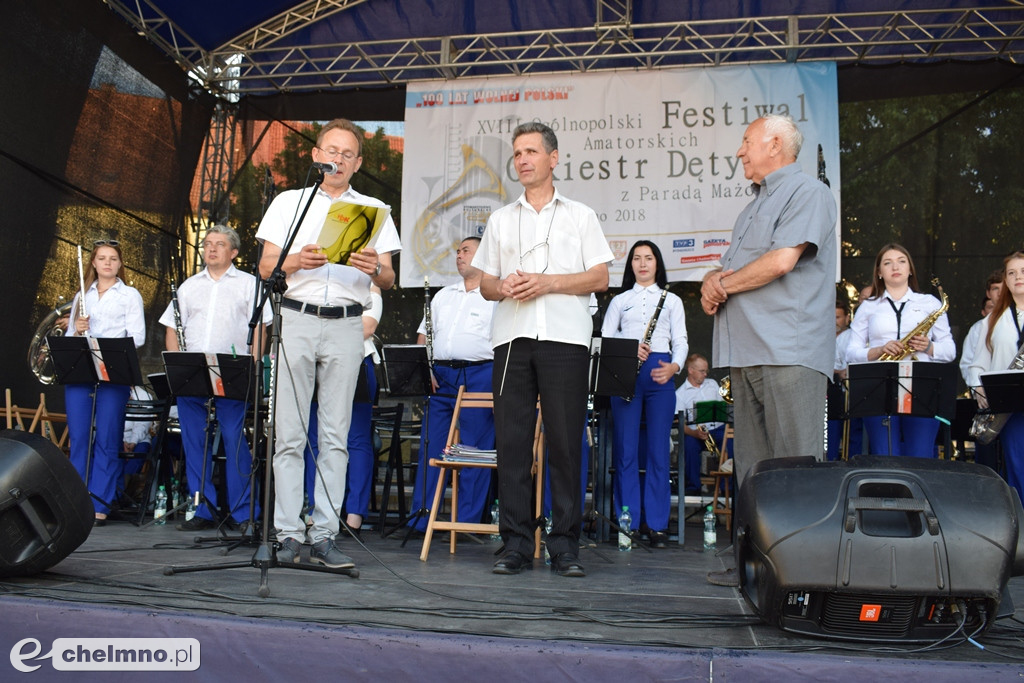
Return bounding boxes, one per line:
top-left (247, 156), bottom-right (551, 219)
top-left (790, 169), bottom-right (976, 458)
top-left (864, 415), bottom-right (938, 457)
top-left (178, 395), bottom-right (258, 523)
top-left (304, 355), bottom-right (377, 519)
top-left (66, 383), bottom-right (130, 514)
top-left (999, 413), bottom-right (1024, 505)
top-left (409, 362), bottom-right (494, 531)
top-left (826, 417), bottom-right (864, 461)
top-left (610, 353), bottom-right (676, 532)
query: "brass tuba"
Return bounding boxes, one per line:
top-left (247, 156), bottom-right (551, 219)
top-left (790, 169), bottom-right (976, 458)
top-left (28, 298), bottom-right (73, 384)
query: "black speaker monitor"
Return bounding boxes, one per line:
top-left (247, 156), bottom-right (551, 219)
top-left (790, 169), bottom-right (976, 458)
top-left (0, 430), bottom-right (93, 577)
top-left (735, 455), bottom-right (1024, 642)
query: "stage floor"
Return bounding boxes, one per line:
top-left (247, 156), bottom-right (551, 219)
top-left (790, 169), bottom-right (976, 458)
top-left (2, 516), bottom-right (1024, 679)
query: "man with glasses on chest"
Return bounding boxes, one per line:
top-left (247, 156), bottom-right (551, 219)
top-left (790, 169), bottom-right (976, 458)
top-left (475, 122), bottom-right (613, 578)
top-left (257, 119), bottom-right (400, 570)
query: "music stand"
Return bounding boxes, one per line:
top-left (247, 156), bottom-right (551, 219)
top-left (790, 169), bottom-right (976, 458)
top-left (379, 344), bottom-right (449, 541)
top-left (48, 336), bottom-right (143, 386)
top-left (589, 337), bottom-right (639, 398)
top-left (980, 370), bottom-right (1024, 413)
top-left (381, 344), bottom-right (430, 397)
top-left (47, 336), bottom-right (143, 514)
top-left (584, 336), bottom-right (650, 552)
top-left (695, 400), bottom-right (730, 425)
top-left (848, 361), bottom-right (957, 456)
top-left (161, 351), bottom-right (258, 528)
top-left (826, 378), bottom-right (846, 421)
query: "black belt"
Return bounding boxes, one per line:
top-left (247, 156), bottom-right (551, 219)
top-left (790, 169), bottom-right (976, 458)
top-left (434, 359), bottom-right (491, 369)
top-left (281, 297), bottom-right (363, 319)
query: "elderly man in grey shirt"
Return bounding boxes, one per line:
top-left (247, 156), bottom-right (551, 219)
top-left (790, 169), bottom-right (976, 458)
top-left (700, 114), bottom-right (837, 585)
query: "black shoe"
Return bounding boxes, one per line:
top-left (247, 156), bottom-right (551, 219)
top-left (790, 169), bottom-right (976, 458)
top-left (225, 518), bottom-right (254, 535)
top-left (93, 517), bottom-right (107, 528)
top-left (551, 553), bottom-right (586, 577)
top-left (650, 531), bottom-right (669, 549)
top-left (177, 516), bottom-right (216, 532)
top-left (493, 550), bottom-right (533, 574)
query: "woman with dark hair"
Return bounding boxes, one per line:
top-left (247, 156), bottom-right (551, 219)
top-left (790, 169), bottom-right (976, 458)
top-left (968, 251), bottom-right (1024, 502)
top-left (66, 239), bottom-right (146, 525)
top-left (846, 243), bottom-right (955, 456)
top-left (601, 240), bottom-right (687, 547)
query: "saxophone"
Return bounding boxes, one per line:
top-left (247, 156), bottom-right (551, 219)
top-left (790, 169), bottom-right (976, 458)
top-left (969, 336), bottom-right (1024, 445)
top-left (878, 279), bottom-right (948, 361)
top-left (170, 279), bottom-right (186, 351)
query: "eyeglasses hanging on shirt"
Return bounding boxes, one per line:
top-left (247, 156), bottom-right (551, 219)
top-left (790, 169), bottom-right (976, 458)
top-left (517, 203), bottom-right (557, 275)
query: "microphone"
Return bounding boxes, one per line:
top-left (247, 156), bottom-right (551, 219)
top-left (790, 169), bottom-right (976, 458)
top-left (311, 161), bottom-right (337, 175)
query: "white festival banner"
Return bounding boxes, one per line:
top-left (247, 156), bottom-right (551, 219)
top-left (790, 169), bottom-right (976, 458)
top-left (400, 63), bottom-right (839, 287)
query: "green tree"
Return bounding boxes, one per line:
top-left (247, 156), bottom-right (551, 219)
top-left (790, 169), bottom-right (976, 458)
top-left (229, 160), bottom-right (272, 270)
top-left (272, 123), bottom-right (319, 190)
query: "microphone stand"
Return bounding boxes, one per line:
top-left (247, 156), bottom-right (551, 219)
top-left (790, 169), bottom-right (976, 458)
top-left (165, 170), bottom-right (359, 596)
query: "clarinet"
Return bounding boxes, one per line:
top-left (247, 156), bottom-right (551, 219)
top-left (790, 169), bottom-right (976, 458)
top-left (170, 280), bottom-right (186, 351)
top-left (424, 276), bottom-right (437, 388)
top-left (638, 289), bottom-right (669, 372)
top-left (625, 289), bottom-right (668, 403)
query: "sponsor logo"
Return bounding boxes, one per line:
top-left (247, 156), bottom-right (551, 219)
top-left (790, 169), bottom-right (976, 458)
top-left (463, 205), bottom-right (492, 229)
top-left (672, 238), bottom-right (695, 251)
top-left (703, 238), bottom-right (729, 248)
top-left (609, 240), bottom-right (629, 261)
top-left (680, 254), bottom-right (720, 264)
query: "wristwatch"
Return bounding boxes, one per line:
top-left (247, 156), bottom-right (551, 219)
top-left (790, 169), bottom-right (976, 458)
top-left (373, 261), bottom-right (382, 277)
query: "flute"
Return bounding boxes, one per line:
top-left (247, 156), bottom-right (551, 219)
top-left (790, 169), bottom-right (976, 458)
top-left (76, 245), bottom-right (88, 332)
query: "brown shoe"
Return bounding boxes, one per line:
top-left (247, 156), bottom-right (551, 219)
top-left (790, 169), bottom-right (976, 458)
top-left (707, 567), bottom-right (739, 587)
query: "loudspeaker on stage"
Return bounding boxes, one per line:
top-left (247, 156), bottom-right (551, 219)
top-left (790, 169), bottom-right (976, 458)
top-left (0, 430), bottom-right (93, 577)
top-left (735, 455), bottom-right (1024, 642)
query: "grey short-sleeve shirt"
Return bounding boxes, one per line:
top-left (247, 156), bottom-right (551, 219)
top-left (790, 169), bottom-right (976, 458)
top-left (712, 163), bottom-right (837, 376)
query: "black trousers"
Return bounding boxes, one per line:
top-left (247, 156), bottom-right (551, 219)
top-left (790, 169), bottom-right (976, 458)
top-left (492, 339), bottom-right (589, 558)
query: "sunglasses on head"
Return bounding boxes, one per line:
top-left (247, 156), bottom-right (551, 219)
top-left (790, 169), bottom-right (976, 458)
top-left (93, 239), bottom-right (120, 247)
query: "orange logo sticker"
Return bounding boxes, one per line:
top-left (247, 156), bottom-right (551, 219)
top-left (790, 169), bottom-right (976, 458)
top-left (859, 604), bottom-right (882, 622)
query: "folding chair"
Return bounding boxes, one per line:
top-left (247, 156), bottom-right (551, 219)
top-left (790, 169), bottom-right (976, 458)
top-left (420, 387), bottom-right (544, 561)
top-left (709, 425), bottom-right (734, 530)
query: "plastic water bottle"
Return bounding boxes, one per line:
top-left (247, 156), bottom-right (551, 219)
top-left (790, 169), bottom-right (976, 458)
top-left (154, 486), bottom-right (167, 526)
top-left (543, 517), bottom-right (553, 565)
top-left (171, 478), bottom-right (180, 513)
top-left (703, 505), bottom-right (717, 552)
top-left (618, 506), bottom-right (633, 551)
top-left (185, 491), bottom-right (197, 521)
top-left (489, 499), bottom-right (501, 541)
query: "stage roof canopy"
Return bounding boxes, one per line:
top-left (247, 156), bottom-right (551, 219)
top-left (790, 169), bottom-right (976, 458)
top-left (102, 1), bottom-right (1024, 98)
